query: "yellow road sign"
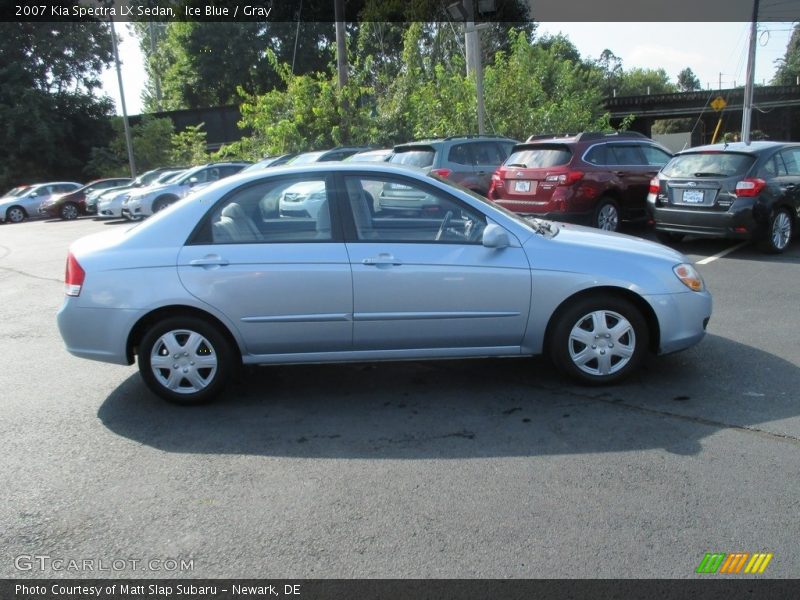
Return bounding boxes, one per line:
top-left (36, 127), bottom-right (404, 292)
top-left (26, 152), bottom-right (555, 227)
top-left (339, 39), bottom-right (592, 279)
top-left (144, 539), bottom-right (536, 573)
top-left (710, 96), bottom-right (727, 111)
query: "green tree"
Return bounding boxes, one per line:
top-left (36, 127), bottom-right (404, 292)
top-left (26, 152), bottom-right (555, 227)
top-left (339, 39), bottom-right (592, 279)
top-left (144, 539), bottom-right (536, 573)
top-left (170, 123), bottom-right (208, 165)
top-left (677, 67), bottom-right (702, 91)
top-left (0, 23), bottom-right (115, 189)
top-left (772, 23), bottom-right (800, 85)
top-left (87, 116), bottom-right (174, 176)
top-left (615, 68), bottom-right (677, 96)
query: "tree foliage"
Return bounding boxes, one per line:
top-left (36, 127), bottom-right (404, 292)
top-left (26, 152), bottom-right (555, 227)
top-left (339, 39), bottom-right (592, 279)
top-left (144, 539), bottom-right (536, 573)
top-left (0, 23), bottom-right (115, 189)
top-left (772, 23), bottom-right (800, 86)
top-left (677, 67), bottom-right (702, 92)
top-left (86, 116), bottom-right (175, 177)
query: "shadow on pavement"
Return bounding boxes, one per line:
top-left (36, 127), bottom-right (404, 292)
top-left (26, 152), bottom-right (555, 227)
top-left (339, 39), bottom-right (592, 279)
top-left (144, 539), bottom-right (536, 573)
top-left (98, 334), bottom-right (800, 459)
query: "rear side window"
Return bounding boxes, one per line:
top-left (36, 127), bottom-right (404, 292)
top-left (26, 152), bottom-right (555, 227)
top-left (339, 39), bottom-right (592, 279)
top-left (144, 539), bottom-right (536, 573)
top-left (448, 144), bottom-right (473, 165)
top-left (780, 148), bottom-right (800, 176)
top-left (505, 145), bottom-right (571, 168)
top-left (663, 152), bottom-right (756, 178)
top-left (472, 142), bottom-right (505, 165)
top-left (389, 147), bottom-right (436, 168)
top-left (640, 145), bottom-right (672, 166)
top-left (608, 144), bottom-right (646, 166)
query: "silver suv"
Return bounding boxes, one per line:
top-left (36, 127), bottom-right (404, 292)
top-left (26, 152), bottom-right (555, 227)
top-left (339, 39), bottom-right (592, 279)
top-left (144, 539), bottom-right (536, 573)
top-left (383, 135), bottom-right (516, 212)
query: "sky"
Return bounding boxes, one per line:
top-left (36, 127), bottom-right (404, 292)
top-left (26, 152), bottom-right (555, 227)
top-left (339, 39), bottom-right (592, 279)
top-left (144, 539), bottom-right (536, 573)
top-left (100, 22), bottom-right (795, 116)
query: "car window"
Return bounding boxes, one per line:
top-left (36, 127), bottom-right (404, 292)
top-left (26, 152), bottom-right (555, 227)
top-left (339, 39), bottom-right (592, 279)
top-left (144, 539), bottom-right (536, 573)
top-left (640, 145), bottom-right (672, 166)
top-left (472, 142), bottom-right (505, 165)
top-left (608, 144), bottom-right (646, 166)
top-left (345, 175), bottom-right (486, 244)
top-left (663, 152), bottom-right (756, 178)
top-left (506, 145), bottom-right (572, 168)
top-left (202, 177), bottom-right (332, 244)
top-left (389, 147), bottom-right (436, 168)
top-left (584, 145), bottom-right (606, 165)
top-left (780, 148), bottom-right (800, 176)
top-left (448, 143), bottom-right (473, 166)
top-left (761, 153), bottom-right (788, 178)
top-left (219, 165), bottom-right (244, 177)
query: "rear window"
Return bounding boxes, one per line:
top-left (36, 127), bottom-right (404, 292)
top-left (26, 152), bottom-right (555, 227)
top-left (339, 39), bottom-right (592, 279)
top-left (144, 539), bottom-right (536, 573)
top-left (663, 152), bottom-right (756, 178)
top-left (505, 145), bottom-right (572, 168)
top-left (389, 147), bottom-right (436, 168)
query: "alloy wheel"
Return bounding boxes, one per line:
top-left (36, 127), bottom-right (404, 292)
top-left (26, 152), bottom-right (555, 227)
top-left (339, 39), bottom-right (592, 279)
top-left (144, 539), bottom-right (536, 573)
top-left (771, 211), bottom-right (792, 251)
top-left (597, 204), bottom-right (619, 231)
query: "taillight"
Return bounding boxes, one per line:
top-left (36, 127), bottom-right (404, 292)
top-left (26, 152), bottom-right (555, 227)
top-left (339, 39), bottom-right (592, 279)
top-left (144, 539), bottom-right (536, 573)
top-left (491, 171), bottom-right (504, 188)
top-left (649, 177), bottom-right (660, 195)
top-left (65, 253), bottom-right (85, 297)
top-left (735, 178), bottom-right (766, 197)
top-left (431, 168), bottom-right (452, 178)
top-left (545, 170), bottom-right (584, 185)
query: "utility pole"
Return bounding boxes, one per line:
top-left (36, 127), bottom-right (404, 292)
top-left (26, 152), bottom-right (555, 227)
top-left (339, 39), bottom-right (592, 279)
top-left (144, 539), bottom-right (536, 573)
top-left (148, 21), bottom-right (162, 111)
top-left (334, 0), bottom-right (349, 144)
top-left (741, 0), bottom-right (760, 144)
top-left (110, 17), bottom-right (137, 178)
top-left (449, 0), bottom-right (489, 135)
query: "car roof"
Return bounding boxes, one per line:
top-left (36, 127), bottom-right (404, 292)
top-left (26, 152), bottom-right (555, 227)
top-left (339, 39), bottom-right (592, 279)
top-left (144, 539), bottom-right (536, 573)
top-left (678, 141), bottom-right (797, 155)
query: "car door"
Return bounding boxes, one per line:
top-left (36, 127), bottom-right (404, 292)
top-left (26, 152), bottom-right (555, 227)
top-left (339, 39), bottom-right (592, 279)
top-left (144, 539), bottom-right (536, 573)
top-left (24, 185), bottom-right (55, 213)
top-left (177, 174), bottom-right (353, 357)
top-left (776, 148), bottom-right (800, 221)
top-left (338, 172), bottom-right (531, 352)
top-left (471, 141), bottom-right (508, 195)
top-left (607, 143), bottom-right (653, 218)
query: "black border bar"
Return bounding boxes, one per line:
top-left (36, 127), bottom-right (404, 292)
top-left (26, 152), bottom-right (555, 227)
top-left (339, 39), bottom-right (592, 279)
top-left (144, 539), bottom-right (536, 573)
top-left (3, 579), bottom-right (800, 600)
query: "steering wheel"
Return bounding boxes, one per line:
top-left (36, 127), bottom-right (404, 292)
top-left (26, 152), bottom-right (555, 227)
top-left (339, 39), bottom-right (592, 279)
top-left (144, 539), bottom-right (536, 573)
top-left (435, 210), bottom-right (454, 241)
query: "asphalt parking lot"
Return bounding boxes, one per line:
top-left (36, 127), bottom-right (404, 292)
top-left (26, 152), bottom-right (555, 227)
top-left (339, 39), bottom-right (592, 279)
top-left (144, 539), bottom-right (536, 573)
top-left (1, 216), bottom-right (799, 579)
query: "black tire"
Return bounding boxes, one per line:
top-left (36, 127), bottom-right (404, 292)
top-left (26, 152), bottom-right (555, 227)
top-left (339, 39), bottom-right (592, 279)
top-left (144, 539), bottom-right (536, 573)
top-left (655, 231), bottom-right (685, 244)
top-left (594, 197), bottom-right (621, 232)
top-left (60, 202), bottom-right (80, 220)
top-left (138, 316), bottom-right (234, 405)
top-left (152, 196), bottom-right (176, 213)
top-left (758, 209), bottom-right (792, 254)
top-left (5, 205), bottom-right (26, 223)
top-left (549, 294), bottom-right (649, 385)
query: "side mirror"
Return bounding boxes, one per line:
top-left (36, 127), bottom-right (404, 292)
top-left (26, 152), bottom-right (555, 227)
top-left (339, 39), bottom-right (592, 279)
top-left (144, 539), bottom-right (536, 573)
top-left (482, 223), bottom-right (510, 249)
top-left (29, 191), bottom-right (38, 198)
top-left (188, 176), bottom-right (199, 186)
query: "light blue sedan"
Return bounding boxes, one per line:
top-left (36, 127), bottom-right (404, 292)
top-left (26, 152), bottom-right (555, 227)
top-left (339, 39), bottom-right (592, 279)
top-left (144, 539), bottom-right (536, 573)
top-left (57, 163), bottom-right (712, 404)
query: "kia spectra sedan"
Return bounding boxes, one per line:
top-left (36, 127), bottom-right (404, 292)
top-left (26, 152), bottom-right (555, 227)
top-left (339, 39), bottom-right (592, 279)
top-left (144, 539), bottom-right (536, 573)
top-left (57, 163), bottom-right (712, 405)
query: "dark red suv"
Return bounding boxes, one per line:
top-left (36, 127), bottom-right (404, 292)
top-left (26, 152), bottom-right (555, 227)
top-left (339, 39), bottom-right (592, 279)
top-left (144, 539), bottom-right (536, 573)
top-left (487, 132), bottom-right (672, 231)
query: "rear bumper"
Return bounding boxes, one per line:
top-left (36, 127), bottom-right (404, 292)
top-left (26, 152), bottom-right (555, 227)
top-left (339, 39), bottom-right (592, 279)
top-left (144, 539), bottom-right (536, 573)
top-left (649, 199), bottom-right (763, 239)
top-left (57, 300), bottom-right (142, 365)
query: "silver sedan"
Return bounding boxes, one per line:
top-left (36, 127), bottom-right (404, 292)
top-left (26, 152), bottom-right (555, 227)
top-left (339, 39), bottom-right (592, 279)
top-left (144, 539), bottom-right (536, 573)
top-left (57, 163), bottom-right (712, 404)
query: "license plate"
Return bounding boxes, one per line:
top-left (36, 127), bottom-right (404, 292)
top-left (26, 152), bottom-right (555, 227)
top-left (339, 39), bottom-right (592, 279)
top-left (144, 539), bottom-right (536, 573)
top-left (683, 190), bottom-right (704, 204)
top-left (514, 180), bottom-right (535, 193)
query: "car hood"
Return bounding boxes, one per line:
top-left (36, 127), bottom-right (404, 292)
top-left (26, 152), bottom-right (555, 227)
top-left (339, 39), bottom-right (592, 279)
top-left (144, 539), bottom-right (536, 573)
top-left (551, 222), bottom-right (685, 262)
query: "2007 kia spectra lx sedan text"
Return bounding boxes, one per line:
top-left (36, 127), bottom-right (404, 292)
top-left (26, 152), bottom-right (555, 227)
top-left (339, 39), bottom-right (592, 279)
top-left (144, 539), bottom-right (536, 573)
top-left (57, 163), bottom-right (712, 405)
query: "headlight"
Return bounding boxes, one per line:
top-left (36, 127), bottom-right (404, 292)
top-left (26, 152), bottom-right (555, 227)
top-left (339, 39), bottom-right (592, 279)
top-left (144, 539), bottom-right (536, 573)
top-left (673, 263), bottom-right (704, 292)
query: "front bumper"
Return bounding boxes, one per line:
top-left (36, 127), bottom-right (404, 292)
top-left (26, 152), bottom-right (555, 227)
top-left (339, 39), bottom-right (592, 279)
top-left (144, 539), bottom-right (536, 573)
top-left (645, 289), bottom-right (713, 355)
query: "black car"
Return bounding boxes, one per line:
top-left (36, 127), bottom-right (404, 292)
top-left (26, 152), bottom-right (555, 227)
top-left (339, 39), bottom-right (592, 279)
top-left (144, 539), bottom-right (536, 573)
top-left (648, 141), bottom-right (800, 253)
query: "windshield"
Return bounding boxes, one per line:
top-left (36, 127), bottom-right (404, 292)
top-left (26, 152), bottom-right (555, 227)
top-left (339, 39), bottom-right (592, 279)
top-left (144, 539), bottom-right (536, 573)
top-left (663, 152), bottom-right (756, 178)
top-left (505, 145), bottom-right (572, 168)
top-left (155, 170), bottom-right (185, 184)
top-left (288, 152), bottom-right (325, 165)
top-left (390, 147), bottom-right (436, 168)
top-left (5, 186), bottom-right (28, 197)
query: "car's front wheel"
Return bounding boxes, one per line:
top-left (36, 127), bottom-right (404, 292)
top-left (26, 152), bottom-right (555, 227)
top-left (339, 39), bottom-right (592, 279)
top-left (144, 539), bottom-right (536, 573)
top-left (759, 209), bottom-right (792, 254)
top-left (5, 206), bottom-right (26, 223)
top-left (138, 316), bottom-right (234, 405)
top-left (60, 202), bottom-right (79, 220)
top-left (550, 294), bottom-right (649, 385)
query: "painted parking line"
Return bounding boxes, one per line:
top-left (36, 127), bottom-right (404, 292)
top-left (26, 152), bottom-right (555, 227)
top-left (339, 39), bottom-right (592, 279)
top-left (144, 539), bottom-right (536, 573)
top-left (695, 241), bottom-right (749, 265)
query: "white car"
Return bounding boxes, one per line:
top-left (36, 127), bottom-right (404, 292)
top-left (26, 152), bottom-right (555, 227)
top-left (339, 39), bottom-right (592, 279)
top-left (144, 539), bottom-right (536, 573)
top-left (0, 182), bottom-right (81, 223)
top-left (98, 170), bottom-right (186, 218)
top-left (277, 180), bottom-right (328, 218)
top-left (122, 163), bottom-right (248, 220)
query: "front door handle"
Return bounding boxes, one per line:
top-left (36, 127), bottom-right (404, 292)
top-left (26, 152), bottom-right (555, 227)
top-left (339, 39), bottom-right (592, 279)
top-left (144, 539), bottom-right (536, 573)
top-left (190, 255), bottom-right (230, 268)
top-left (362, 253), bottom-right (402, 267)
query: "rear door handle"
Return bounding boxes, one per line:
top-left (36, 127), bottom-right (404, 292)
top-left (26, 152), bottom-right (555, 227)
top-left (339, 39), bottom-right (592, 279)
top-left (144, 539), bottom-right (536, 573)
top-left (362, 253), bottom-right (402, 267)
top-left (190, 255), bottom-right (230, 267)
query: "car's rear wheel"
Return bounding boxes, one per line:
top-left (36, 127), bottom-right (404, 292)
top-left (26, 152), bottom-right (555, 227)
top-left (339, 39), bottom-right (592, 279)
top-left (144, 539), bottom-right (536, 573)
top-left (759, 209), bottom-right (792, 254)
top-left (60, 202), bottom-right (79, 220)
top-left (6, 206), bottom-right (26, 223)
top-left (550, 294), bottom-right (648, 385)
top-left (138, 316), bottom-right (234, 405)
top-left (594, 198), bottom-right (620, 232)
top-left (655, 231), bottom-right (685, 244)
